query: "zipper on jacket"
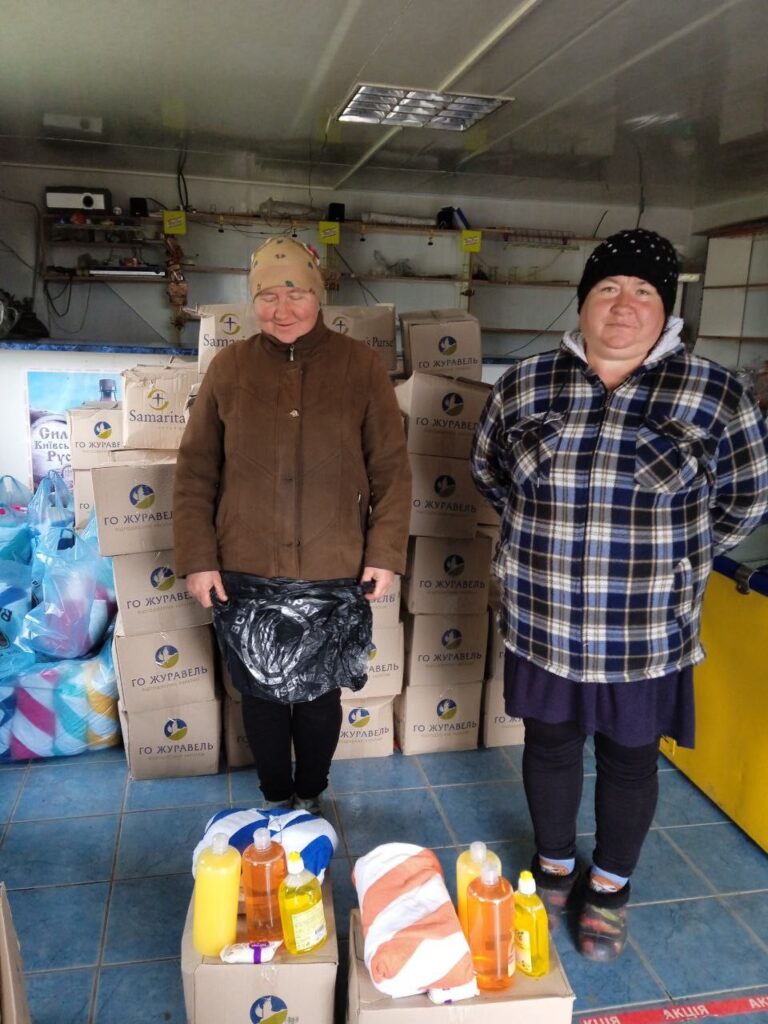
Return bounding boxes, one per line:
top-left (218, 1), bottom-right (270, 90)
top-left (288, 344), bottom-right (295, 362)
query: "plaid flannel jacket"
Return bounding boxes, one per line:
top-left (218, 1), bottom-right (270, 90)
top-left (471, 319), bottom-right (768, 682)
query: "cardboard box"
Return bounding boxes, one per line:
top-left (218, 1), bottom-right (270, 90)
top-left (118, 697), bottom-right (220, 780)
top-left (399, 309), bottom-right (482, 380)
top-left (92, 460), bottom-right (176, 556)
top-left (404, 612), bottom-right (488, 686)
top-left (73, 468), bottom-right (95, 529)
top-left (395, 373), bottom-right (490, 459)
top-left (181, 882), bottom-right (338, 1024)
top-left (197, 303), bottom-right (259, 373)
top-left (0, 883), bottom-right (31, 1024)
top-left (112, 550), bottom-right (212, 636)
top-left (335, 696), bottom-right (395, 760)
top-left (357, 623), bottom-right (404, 699)
top-left (409, 454), bottom-right (479, 539)
top-left (122, 363), bottom-right (200, 449)
top-left (404, 536), bottom-right (492, 615)
top-left (476, 497), bottom-right (501, 527)
top-left (346, 910), bottom-right (574, 1023)
top-left (394, 681), bottom-right (482, 754)
top-left (223, 693), bottom-right (255, 768)
top-left (370, 575), bottom-right (401, 628)
top-left (323, 304), bottom-right (397, 370)
top-left (482, 676), bottom-right (524, 747)
top-left (113, 622), bottom-right (216, 712)
top-left (107, 448), bottom-right (178, 465)
top-left (67, 403), bottom-right (123, 469)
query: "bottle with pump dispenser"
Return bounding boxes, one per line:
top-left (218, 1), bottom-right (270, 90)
top-left (242, 827), bottom-right (287, 942)
top-left (466, 862), bottom-right (515, 990)
top-left (514, 870), bottom-right (550, 977)
top-left (456, 841), bottom-right (502, 938)
top-left (278, 851), bottom-right (327, 955)
top-left (192, 833), bottom-right (241, 957)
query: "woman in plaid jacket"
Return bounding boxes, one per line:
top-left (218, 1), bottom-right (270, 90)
top-left (471, 228), bottom-right (768, 959)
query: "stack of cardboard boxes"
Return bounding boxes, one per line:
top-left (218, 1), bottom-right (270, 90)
top-left (67, 398), bottom-right (124, 527)
top-left (90, 360), bottom-right (221, 780)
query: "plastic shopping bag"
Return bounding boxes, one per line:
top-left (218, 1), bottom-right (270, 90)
top-left (0, 475), bottom-right (32, 525)
top-left (0, 561), bottom-right (36, 681)
top-left (27, 471), bottom-right (74, 539)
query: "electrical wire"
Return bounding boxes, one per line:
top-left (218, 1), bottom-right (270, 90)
top-left (0, 194), bottom-right (42, 298)
top-left (331, 249), bottom-right (381, 305)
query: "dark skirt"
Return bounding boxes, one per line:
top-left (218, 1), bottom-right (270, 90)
top-left (504, 650), bottom-right (696, 748)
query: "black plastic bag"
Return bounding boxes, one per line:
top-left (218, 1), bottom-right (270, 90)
top-left (213, 573), bottom-right (374, 703)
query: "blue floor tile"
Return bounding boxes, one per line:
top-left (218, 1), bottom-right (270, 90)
top-left (653, 770), bottom-right (728, 826)
top-left (630, 829), bottom-right (717, 902)
top-left (25, 967), bottom-right (95, 1024)
top-left (125, 772), bottom-right (230, 811)
top-left (116, 805), bottom-right (221, 878)
top-left (9, 883), bottom-right (108, 970)
top-left (15, 762), bottom-right (126, 820)
top-left (560, 932), bottom-right (667, 1012)
top-left (334, 788), bottom-right (452, 856)
top-left (0, 768), bottom-right (25, 821)
top-left (0, 815), bottom-right (118, 886)
top-left (95, 960), bottom-right (187, 1024)
top-left (229, 766), bottom-right (269, 806)
top-left (329, 751), bottom-right (426, 794)
top-left (432, 779), bottom-right (530, 845)
top-left (629, 897), bottom-right (768, 996)
top-left (664, 822), bottom-right (768, 893)
top-left (104, 875), bottom-right (193, 962)
top-left (729, 892), bottom-right (768, 946)
top-left (417, 747), bottom-right (518, 785)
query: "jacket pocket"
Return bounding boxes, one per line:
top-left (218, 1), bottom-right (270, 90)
top-left (634, 417), bottom-right (714, 494)
top-left (672, 556), bottom-right (694, 626)
top-left (503, 413), bottom-right (564, 486)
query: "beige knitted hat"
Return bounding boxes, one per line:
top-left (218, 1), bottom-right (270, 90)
top-left (249, 236), bottom-right (324, 297)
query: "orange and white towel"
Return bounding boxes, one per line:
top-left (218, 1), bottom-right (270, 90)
top-left (353, 842), bottom-right (478, 1003)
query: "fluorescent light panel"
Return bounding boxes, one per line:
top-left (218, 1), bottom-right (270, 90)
top-left (338, 83), bottom-right (508, 131)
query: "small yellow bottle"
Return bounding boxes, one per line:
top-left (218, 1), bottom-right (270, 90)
top-left (278, 851), bottom-right (327, 955)
top-left (514, 870), bottom-right (550, 977)
top-left (456, 841), bottom-right (502, 938)
top-left (192, 833), bottom-right (241, 957)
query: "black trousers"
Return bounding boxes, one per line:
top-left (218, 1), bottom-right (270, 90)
top-left (522, 717), bottom-right (659, 878)
top-left (240, 688), bottom-right (342, 803)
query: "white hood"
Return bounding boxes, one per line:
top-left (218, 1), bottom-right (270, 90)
top-left (562, 315), bottom-right (685, 368)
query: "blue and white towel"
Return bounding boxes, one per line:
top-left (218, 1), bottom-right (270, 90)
top-left (192, 807), bottom-right (338, 883)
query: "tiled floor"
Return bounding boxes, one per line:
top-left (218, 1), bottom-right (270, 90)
top-left (2, 742), bottom-right (767, 1023)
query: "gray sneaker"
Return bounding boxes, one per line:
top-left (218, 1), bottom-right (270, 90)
top-left (292, 794), bottom-right (322, 816)
top-left (262, 797), bottom-right (293, 811)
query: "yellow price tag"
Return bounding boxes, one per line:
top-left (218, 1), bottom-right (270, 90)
top-left (163, 210), bottom-right (187, 235)
top-left (460, 229), bottom-right (482, 253)
top-left (318, 221), bottom-right (341, 246)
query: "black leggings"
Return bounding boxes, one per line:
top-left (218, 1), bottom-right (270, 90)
top-left (522, 717), bottom-right (659, 878)
top-left (240, 688), bottom-right (343, 803)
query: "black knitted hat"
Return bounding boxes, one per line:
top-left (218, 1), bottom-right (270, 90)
top-left (577, 228), bottom-right (679, 318)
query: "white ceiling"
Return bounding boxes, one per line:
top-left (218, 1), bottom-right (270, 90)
top-left (2, 0), bottom-right (768, 209)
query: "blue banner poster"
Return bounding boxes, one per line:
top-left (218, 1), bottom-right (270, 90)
top-left (27, 371), bottom-right (123, 489)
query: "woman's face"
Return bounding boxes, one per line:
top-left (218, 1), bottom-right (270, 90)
top-left (254, 286), bottom-right (320, 344)
top-left (579, 275), bottom-right (666, 367)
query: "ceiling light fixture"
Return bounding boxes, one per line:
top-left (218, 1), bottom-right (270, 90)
top-left (337, 83), bottom-right (509, 132)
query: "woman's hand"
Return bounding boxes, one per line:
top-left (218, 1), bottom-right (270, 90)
top-left (186, 571), bottom-right (228, 609)
top-left (360, 567), bottom-right (395, 600)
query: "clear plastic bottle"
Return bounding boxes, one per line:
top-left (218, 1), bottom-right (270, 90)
top-left (192, 833), bottom-right (241, 957)
top-left (456, 841), bottom-right (502, 938)
top-left (278, 851), bottom-right (327, 955)
top-left (242, 827), bottom-right (287, 942)
top-left (466, 863), bottom-right (515, 990)
top-left (514, 870), bottom-right (550, 977)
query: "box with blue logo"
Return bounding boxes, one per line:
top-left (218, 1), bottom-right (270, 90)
top-left (181, 880), bottom-right (338, 1024)
top-left (322, 303), bottom-right (396, 370)
top-left (112, 549), bottom-right (212, 636)
top-left (113, 621), bottom-right (216, 712)
top-left (92, 459), bottom-right (176, 556)
top-left (399, 309), bottom-right (481, 380)
top-left (336, 696), bottom-right (395, 760)
top-left (67, 403), bottom-right (124, 469)
top-left (394, 680), bottom-right (482, 755)
top-left (408, 454), bottom-right (479, 539)
top-left (404, 612), bottom-right (488, 687)
top-left (356, 623), bottom-right (404, 699)
top-left (117, 696), bottom-right (220, 780)
top-left (121, 363), bottom-right (201, 450)
top-left (395, 372), bottom-right (490, 458)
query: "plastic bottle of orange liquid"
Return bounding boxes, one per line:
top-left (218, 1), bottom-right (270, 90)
top-left (192, 833), bottom-right (241, 956)
top-left (514, 870), bottom-right (550, 977)
top-left (466, 863), bottom-right (515, 990)
top-left (241, 827), bottom-right (287, 942)
top-left (456, 841), bottom-right (502, 938)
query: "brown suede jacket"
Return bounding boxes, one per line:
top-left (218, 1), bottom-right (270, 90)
top-left (173, 315), bottom-right (411, 580)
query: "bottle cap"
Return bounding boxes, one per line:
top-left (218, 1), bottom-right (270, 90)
top-left (518, 869), bottom-right (536, 895)
top-left (253, 827), bottom-right (271, 851)
top-left (211, 833), bottom-right (229, 856)
top-left (480, 862), bottom-right (499, 886)
top-left (287, 851), bottom-right (305, 875)
top-left (469, 841), bottom-right (487, 864)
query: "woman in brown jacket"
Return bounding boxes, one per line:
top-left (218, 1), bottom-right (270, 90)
top-left (174, 236), bottom-right (411, 812)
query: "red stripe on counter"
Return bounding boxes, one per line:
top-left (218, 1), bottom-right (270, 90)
top-left (579, 992), bottom-right (768, 1024)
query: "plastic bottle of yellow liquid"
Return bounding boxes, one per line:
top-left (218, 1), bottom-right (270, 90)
top-left (514, 870), bottom-right (550, 977)
top-left (456, 841), bottom-right (502, 938)
top-left (466, 863), bottom-right (515, 990)
top-left (242, 827), bottom-right (287, 942)
top-left (278, 851), bottom-right (327, 955)
top-left (192, 833), bottom-right (241, 956)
